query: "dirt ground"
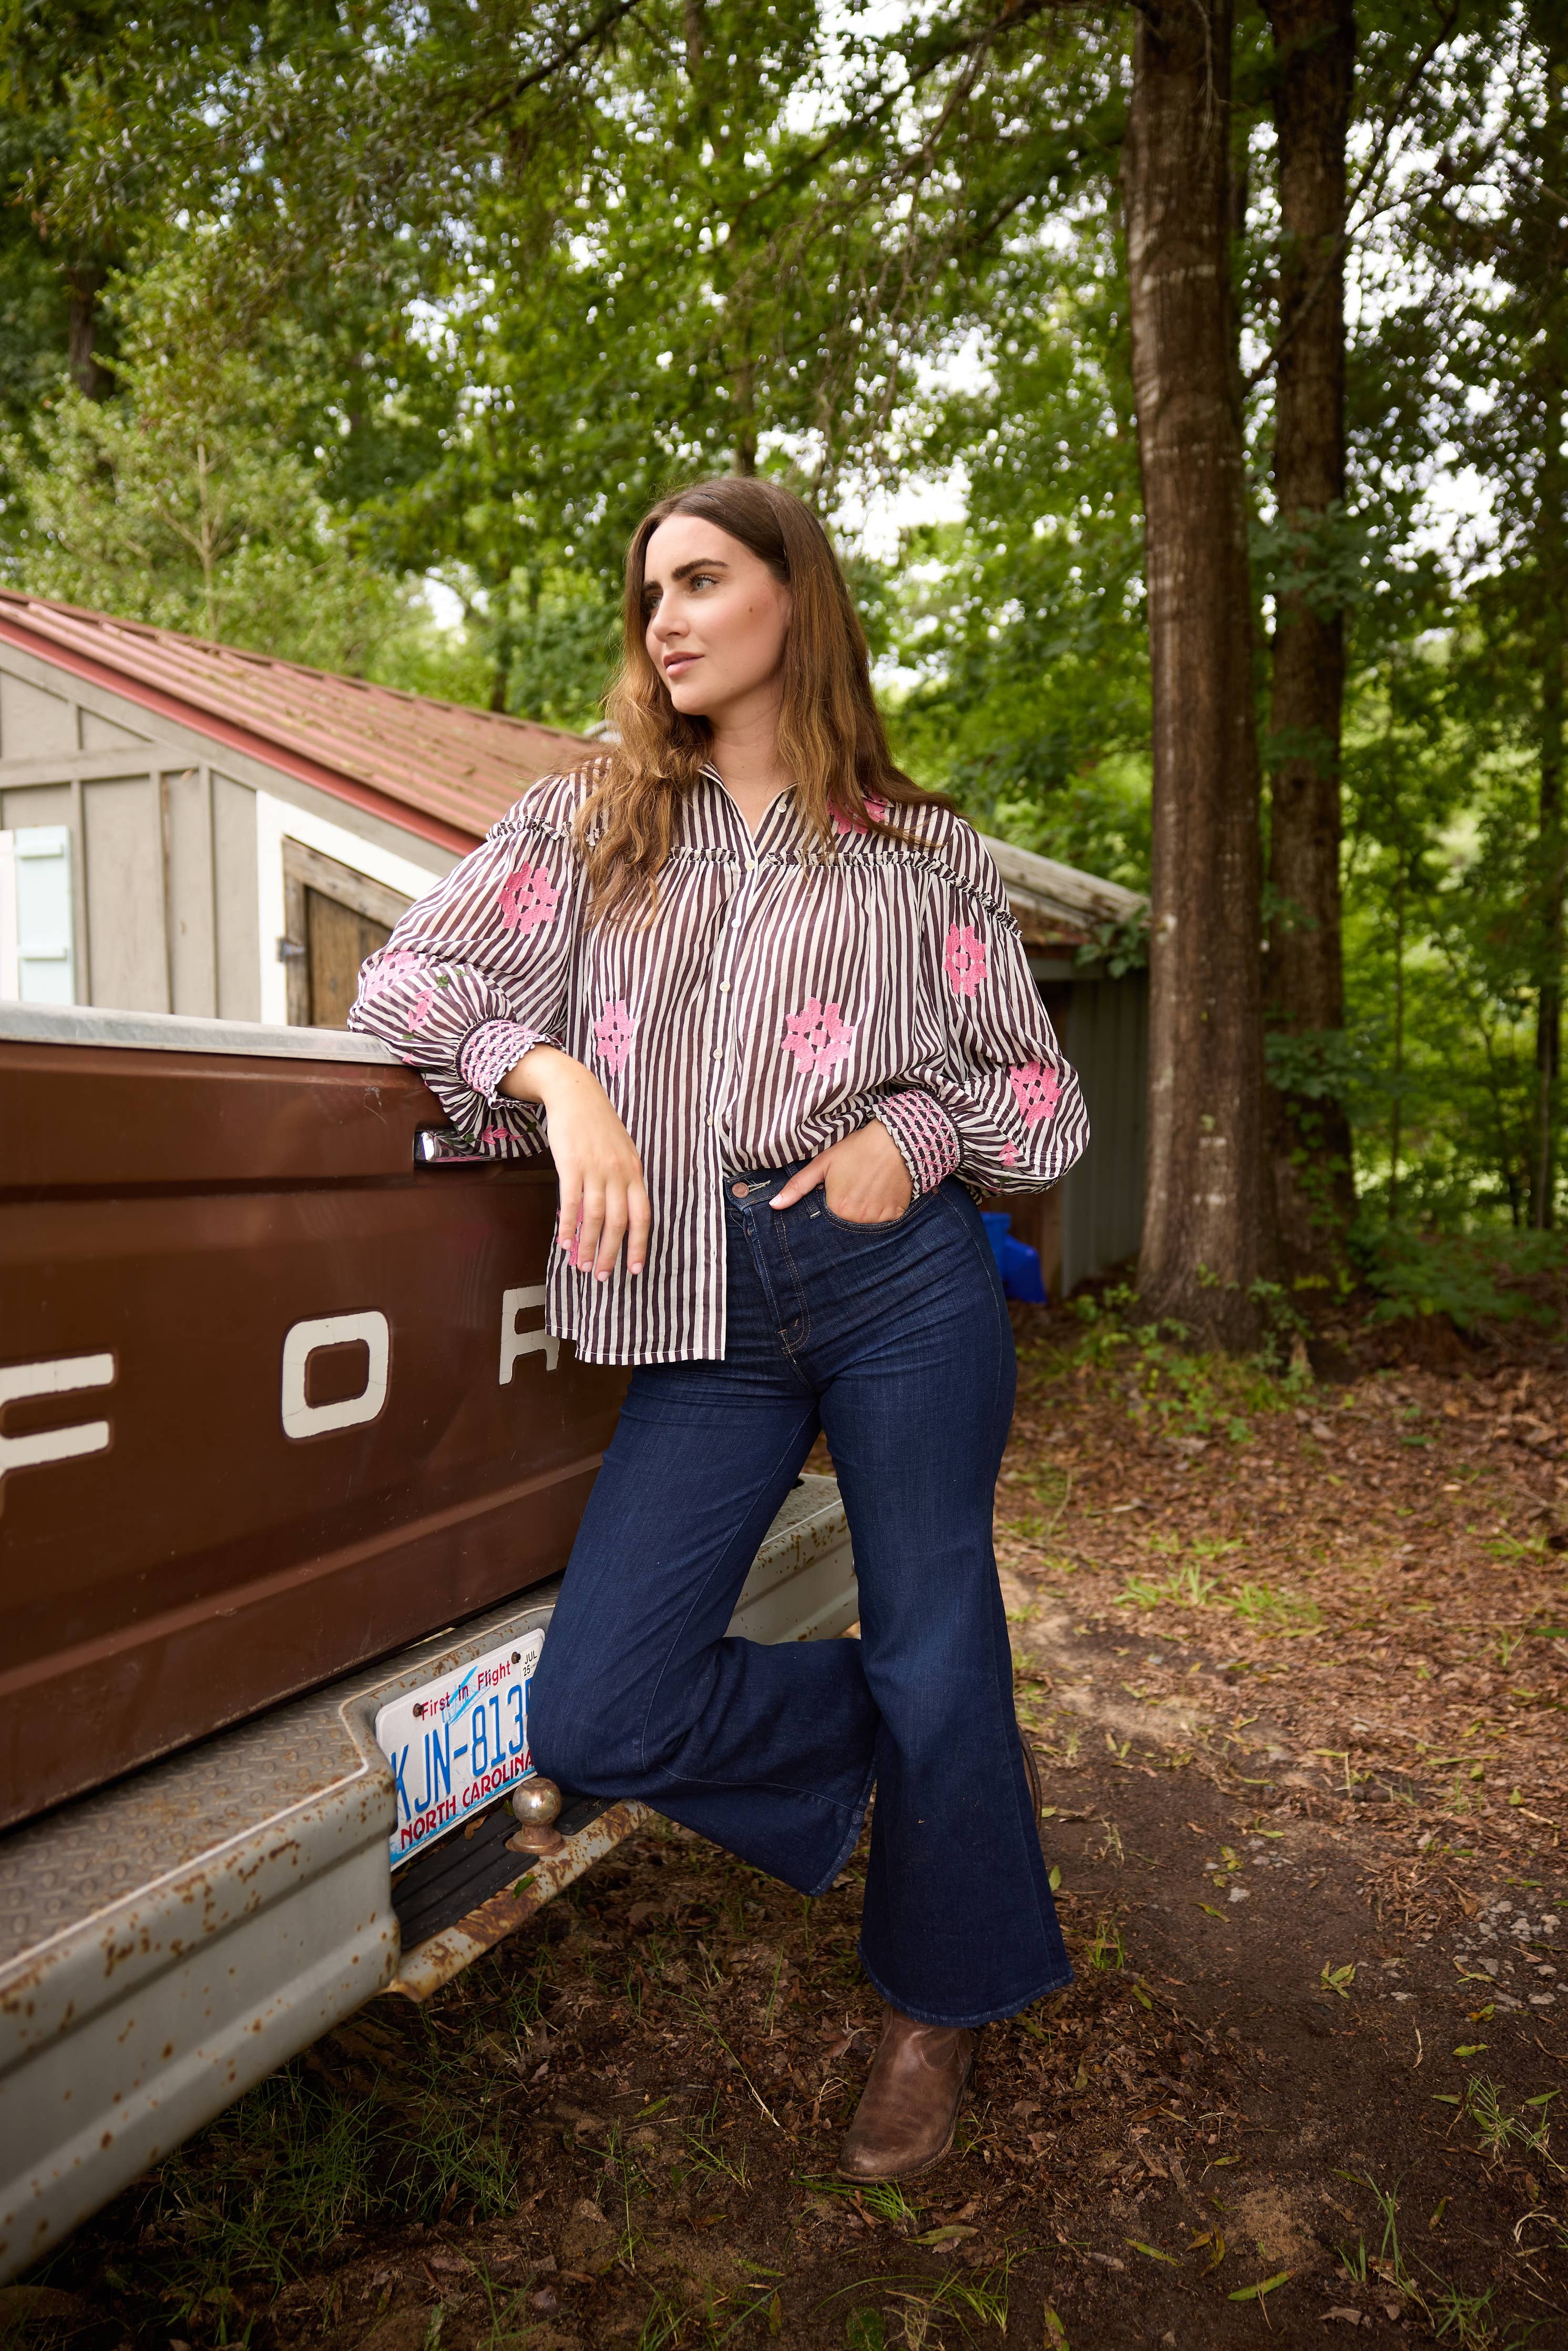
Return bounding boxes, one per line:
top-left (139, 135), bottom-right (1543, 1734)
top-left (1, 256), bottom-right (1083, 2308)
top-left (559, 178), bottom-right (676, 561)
top-left (12, 1292), bottom-right (1568, 2351)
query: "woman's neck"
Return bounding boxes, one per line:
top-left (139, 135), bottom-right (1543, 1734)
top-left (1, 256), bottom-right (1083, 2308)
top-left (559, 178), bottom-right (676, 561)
top-left (706, 694), bottom-right (792, 837)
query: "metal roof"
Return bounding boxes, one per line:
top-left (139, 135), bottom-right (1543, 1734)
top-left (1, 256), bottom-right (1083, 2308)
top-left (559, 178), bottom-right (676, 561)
top-left (985, 837), bottom-right (1146, 949)
top-left (0, 590), bottom-right (592, 854)
top-left (0, 590), bottom-right (1147, 945)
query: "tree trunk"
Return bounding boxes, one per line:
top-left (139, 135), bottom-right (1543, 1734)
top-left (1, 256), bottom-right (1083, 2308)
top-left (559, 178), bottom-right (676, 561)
top-left (1532, 400), bottom-right (1565, 1229)
top-left (1264, 0), bottom-right (1358, 1272)
top-left (1529, 6), bottom-right (1566, 1228)
top-left (66, 263), bottom-right (110, 401)
top-left (1123, 0), bottom-right (1276, 1347)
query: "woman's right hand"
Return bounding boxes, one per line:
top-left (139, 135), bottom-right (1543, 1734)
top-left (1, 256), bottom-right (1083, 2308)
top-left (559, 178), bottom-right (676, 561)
top-left (500, 1046), bottom-right (650, 1280)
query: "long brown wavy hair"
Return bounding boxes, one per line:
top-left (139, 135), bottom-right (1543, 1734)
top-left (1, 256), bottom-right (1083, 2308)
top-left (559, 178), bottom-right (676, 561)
top-left (577, 476), bottom-right (935, 922)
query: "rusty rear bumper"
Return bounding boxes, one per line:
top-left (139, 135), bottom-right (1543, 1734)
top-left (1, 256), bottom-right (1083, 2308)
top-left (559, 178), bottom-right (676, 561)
top-left (0, 1476), bottom-right (856, 2282)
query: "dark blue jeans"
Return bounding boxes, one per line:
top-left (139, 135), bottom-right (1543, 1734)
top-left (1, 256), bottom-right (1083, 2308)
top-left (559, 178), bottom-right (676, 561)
top-left (527, 1170), bottom-right (1072, 2027)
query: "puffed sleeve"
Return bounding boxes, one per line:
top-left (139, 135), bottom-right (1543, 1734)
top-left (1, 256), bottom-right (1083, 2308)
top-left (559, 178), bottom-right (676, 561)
top-left (874, 830), bottom-right (1090, 1196)
top-left (346, 785), bottom-right (583, 1156)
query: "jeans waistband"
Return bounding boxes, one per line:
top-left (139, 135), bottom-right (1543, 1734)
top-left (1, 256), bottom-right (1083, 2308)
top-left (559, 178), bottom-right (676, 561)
top-left (721, 1164), bottom-right (804, 1210)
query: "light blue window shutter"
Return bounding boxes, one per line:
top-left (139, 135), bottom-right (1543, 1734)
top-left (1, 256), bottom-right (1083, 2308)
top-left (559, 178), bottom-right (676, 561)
top-left (15, 826), bottom-right (77, 1004)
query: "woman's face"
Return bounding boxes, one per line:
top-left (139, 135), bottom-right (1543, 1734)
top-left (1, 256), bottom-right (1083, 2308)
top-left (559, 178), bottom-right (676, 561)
top-left (642, 515), bottom-right (792, 724)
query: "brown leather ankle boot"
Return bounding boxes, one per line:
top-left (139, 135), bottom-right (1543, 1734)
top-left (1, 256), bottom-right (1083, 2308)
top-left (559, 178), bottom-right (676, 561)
top-left (838, 2005), bottom-right (978, 2181)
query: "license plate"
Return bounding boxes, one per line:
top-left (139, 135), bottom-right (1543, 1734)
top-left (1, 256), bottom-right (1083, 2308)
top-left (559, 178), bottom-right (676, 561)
top-left (375, 1627), bottom-right (546, 1864)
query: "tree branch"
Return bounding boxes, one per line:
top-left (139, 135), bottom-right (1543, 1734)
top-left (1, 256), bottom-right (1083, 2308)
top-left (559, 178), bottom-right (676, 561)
top-left (1242, 0), bottom-right (1462, 394)
top-left (463, 0), bottom-right (647, 133)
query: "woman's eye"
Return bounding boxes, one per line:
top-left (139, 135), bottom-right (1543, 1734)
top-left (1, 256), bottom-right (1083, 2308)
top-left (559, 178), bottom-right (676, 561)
top-left (691, 571), bottom-right (718, 589)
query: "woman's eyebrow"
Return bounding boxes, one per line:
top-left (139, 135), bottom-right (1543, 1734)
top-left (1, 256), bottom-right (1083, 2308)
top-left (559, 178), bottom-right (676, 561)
top-left (669, 555), bottom-right (731, 581)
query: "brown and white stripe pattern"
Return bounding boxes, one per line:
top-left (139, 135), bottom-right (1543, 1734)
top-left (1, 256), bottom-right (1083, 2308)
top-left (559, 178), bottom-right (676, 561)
top-left (348, 766), bottom-right (1089, 1365)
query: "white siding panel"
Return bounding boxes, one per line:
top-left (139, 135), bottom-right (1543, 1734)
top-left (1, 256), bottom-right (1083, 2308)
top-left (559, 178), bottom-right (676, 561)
top-left (0, 670), bottom-right (75, 760)
top-left (0, 781), bottom-right (72, 835)
top-left (164, 769), bottom-right (217, 1016)
top-left (83, 775), bottom-right (168, 1011)
top-left (212, 772), bottom-right (261, 1021)
top-left (79, 707), bottom-right (151, 751)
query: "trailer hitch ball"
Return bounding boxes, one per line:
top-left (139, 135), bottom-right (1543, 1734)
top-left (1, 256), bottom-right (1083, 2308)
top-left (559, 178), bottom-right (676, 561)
top-left (511, 1777), bottom-right (563, 1829)
top-left (507, 1776), bottom-right (567, 1856)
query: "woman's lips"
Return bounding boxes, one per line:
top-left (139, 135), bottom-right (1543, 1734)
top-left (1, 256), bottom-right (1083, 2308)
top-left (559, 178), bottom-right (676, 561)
top-left (663, 652), bottom-right (699, 677)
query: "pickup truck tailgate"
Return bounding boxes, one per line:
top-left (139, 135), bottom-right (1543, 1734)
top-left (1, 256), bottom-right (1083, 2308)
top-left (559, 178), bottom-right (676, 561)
top-left (0, 1006), bottom-right (625, 1830)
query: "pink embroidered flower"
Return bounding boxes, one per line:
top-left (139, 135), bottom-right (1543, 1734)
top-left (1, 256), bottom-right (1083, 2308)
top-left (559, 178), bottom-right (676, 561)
top-left (828, 795), bottom-right (890, 839)
top-left (593, 996), bottom-right (636, 1074)
top-left (479, 1123), bottom-right (513, 1147)
top-left (781, 997), bottom-right (858, 1076)
top-left (1000, 1142), bottom-right (1019, 1169)
top-left (497, 862), bottom-right (560, 933)
top-left (365, 946), bottom-right (426, 994)
top-left (408, 986), bottom-right (436, 1030)
top-left (1009, 1060), bottom-right (1062, 1128)
top-left (943, 922), bottom-right (988, 998)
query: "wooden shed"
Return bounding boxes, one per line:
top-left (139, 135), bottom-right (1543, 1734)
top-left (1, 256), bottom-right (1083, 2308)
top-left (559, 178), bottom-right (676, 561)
top-left (0, 590), bottom-right (1146, 1297)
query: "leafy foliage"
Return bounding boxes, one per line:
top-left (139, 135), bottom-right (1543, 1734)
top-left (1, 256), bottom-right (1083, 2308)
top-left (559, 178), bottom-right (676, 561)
top-left (0, 0), bottom-right (1562, 1235)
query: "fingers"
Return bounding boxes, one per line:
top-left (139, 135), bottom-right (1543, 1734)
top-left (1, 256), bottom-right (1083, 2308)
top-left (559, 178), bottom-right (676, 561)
top-left (558, 1157), bottom-right (650, 1276)
top-left (627, 1178), bottom-right (651, 1275)
top-left (771, 1149), bottom-right (832, 1210)
top-left (556, 1161), bottom-right (583, 1260)
top-left (593, 1184), bottom-right (628, 1282)
top-left (575, 1184), bottom-right (606, 1275)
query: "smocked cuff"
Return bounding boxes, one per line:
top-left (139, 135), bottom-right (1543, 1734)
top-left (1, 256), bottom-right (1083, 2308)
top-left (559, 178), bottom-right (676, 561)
top-left (459, 1019), bottom-right (552, 1105)
top-left (874, 1090), bottom-right (962, 1198)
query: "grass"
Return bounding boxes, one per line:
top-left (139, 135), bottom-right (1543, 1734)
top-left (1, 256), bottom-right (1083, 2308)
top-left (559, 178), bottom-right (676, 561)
top-left (56, 2021), bottom-right (540, 2338)
top-left (1084, 1917), bottom-right (1127, 1971)
top-left (1335, 2171), bottom-right (1542, 2349)
top-left (680, 2120), bottom-right (751, 2190)
top-left (1069, 1284), bottom-right (1303, 1438)
top-left (818, 2254), bottom-right (1014, 2347)
top-left (1228, 1580), bottom-right (1324, 1633)
top-left (1115, 1563), bottom-right (1221, 1611)
top-left (631, 2277), bottom-right (778, 2349)
top-left (796, 2174), bottom-right (923, 2231)
top-left (1448, 2076), bottom-right (1562, 2173)
top-left (1112, 1557), bottom-right (1321, 1633)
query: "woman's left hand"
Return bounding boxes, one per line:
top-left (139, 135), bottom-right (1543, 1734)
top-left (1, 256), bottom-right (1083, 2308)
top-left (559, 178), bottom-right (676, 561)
top-left (771, 1119), bottom-right (914, 1223)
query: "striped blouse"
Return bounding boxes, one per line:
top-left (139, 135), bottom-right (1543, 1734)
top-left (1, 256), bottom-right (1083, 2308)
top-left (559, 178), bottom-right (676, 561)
top-left (347, 765), bottom-right (1089, 1364)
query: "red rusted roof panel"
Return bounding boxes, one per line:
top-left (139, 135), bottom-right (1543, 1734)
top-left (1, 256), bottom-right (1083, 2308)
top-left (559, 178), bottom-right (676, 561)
top-left (0, 590), bottom-right (595, 844)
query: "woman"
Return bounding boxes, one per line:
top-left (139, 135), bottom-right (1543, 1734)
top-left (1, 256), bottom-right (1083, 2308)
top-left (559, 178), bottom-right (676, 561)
top-left (349, 477), bottom-right (1088, 2180)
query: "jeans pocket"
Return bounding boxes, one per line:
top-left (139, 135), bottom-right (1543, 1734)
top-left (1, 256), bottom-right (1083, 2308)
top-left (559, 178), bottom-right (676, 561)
top-left (817, 1190), bottom-right (924, 1236)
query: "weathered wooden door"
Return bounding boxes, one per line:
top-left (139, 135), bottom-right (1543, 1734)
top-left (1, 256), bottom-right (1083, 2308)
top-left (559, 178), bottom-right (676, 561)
top-left (282, 839), bottom-right (413, 1027)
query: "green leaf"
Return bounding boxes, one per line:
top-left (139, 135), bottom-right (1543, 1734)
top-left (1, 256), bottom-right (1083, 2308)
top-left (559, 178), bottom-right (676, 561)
top-left (1229, 2270), bottom-right (1291, 2302)
top-left (914, 2224), bottom-right (977, 2247)
top-left (1048, 1864), bottom-right (1062, 1890)
top-left (1452, 2043), bottom-right (1489, 2057)
top-left (1125, 2238), bottom-right (1180, 2264)
top-left (1197, 1903), bottom-right (1226, 1917)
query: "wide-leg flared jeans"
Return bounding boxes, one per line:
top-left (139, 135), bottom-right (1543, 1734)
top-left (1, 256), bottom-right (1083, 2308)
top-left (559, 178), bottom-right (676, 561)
top-left (526, 1170), bottom-right (1072, 2028)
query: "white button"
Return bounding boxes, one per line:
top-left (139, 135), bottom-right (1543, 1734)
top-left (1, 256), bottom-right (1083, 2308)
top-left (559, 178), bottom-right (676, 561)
top-left (719, 980), bottom-right (731, 993)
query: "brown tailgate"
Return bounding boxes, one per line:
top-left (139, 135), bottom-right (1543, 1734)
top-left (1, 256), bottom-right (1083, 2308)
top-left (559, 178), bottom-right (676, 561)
top-left (0, 1039), bottom-right (626, 1831)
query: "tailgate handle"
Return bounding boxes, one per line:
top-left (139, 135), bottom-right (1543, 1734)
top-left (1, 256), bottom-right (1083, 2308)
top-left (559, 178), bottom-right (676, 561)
top-left (415, 1128), bottom-right (485, 1166)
